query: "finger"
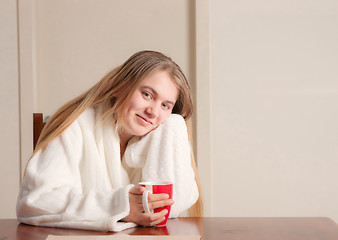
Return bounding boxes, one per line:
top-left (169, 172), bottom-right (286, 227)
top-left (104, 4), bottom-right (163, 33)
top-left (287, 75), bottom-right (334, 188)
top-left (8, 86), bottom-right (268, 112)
top-left (141, 209), bottom-right (168, 226)
top-left (149, 209), bottom-right (169, 226)
top-left (150, 216), bottom-right (167, 226)
top-left (148, 193), bottom-right (169, 202)
top-left (129, 192), bottom-right (145, 205)
top-left (148, 199), bottom-right (174, 211)
top-left (129, 186), bottom-right (145, 195)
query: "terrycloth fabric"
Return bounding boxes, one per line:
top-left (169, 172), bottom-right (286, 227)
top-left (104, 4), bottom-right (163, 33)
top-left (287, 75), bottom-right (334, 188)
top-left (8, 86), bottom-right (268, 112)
top-left (123, 114), bottom-right (199, 218)
top-left (17, 106), bottom-right (198, 232)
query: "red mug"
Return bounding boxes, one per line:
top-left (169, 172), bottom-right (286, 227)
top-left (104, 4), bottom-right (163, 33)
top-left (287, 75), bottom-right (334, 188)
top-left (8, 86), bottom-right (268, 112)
top-left (139, 182), bottom-right (173, 226)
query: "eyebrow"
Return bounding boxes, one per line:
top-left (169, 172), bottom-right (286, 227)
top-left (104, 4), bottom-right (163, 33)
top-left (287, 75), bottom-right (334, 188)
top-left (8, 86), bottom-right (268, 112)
top-left (141, 86), bottom-right (176, 106)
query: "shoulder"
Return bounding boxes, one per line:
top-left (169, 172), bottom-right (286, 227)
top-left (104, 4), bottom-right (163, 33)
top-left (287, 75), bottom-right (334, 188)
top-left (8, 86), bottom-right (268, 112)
top-left (77, 106), bottom-right (96, 123)
top-left (61, 106), bottom-right (100, 138)
top-left (162, 114), bottom-right (186, 127)
top-left (75, 106), bottom-right (103, 129)
top-left (154, 114), bottom-right (188, 135)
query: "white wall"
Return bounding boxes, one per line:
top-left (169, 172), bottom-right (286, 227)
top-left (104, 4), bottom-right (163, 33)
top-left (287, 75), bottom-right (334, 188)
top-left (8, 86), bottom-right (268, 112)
top-left (0, 0), bottom-right (21, 218)
top-left (210, 0), bottom-right (338, 222)
top-left (35, 0), bottom-right (194, 117)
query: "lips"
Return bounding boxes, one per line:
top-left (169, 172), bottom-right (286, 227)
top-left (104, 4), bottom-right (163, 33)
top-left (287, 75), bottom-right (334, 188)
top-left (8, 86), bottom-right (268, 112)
top-left (136, 114), bottom-right (153, 125)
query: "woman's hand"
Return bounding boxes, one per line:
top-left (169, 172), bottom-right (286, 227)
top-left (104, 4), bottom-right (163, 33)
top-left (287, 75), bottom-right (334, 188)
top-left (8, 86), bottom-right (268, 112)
top-left (122, 185), bottom-right (174, 226)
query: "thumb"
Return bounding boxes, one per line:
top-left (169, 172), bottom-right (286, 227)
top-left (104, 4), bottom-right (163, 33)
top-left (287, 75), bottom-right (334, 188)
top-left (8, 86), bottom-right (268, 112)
top-left (129, 185), bottom-right (146, 195)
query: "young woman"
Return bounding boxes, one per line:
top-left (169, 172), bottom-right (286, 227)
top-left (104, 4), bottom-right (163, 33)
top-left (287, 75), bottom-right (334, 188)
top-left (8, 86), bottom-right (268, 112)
top-left (17, 50), bottom-right (202, 232)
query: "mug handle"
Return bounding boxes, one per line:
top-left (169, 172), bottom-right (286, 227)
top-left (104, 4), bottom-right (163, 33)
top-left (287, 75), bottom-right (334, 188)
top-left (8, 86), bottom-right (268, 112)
top-left (142, 190), bottom-right (151, 213)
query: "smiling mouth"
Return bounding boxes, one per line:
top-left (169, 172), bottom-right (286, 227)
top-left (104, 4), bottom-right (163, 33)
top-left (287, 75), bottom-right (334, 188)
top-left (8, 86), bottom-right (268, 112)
top-left (136, 114), bottom-right (153, 125)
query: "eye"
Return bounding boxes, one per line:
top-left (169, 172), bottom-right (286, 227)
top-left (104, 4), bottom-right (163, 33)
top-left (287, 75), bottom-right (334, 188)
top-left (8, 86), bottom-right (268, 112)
top-left (142, 92), bottom-right (152, 99)
top-left (162, 103), bottom-right (170, 110)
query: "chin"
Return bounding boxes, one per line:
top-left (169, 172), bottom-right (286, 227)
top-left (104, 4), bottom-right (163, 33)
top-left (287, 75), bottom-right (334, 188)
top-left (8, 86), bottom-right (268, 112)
top-left (132, 128), bottom-right (152, 137)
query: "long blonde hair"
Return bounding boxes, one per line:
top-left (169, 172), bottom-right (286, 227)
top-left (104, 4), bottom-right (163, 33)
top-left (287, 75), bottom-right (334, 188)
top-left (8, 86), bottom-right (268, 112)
top-left (33, 50), bottom-right (203, 216)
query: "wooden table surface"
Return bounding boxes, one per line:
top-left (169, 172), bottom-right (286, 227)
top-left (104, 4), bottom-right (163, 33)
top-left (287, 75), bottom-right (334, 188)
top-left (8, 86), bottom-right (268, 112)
top-left (0, 217), bottom-right (337, 240)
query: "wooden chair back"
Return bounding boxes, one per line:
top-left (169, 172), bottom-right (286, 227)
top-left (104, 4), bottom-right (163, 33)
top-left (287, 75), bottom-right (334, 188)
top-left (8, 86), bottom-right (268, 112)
top-left (33, 113), bottom-right (46, 150)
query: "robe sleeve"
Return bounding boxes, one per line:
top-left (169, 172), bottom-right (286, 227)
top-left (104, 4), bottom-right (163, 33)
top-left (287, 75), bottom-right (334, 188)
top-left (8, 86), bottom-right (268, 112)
top-left (124, 114), bottom-right (199, 217)
top-left (16, 115), bottom-right (136, 232)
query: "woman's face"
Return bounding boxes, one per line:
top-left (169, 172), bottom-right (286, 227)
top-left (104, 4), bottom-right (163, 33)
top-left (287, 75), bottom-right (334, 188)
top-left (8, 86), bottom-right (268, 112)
top-left (120, 70), bottom-right (179, 141)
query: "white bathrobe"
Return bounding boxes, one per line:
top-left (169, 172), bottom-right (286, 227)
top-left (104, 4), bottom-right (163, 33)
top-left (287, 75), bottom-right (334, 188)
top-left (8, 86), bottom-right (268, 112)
top-left (16, 107), bottom-right (199, 232)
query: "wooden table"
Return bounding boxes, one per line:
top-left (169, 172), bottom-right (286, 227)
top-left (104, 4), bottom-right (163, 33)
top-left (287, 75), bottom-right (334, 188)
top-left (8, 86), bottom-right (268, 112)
top-left (0, 217), bottom-right (337, 240)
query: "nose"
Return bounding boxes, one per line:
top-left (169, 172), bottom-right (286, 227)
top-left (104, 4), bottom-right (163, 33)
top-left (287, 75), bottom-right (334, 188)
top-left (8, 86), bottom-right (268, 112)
top-left (145, 103), bottom-right (160, 118)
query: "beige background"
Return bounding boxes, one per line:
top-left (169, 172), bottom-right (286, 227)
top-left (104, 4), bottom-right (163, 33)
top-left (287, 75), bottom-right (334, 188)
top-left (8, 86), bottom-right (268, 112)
top-left (0, 0), bottom-right (21, 218)
top-left (1, 0), bottom-right (337, 223)
top-left (210, 0), bottom-right (338, 220)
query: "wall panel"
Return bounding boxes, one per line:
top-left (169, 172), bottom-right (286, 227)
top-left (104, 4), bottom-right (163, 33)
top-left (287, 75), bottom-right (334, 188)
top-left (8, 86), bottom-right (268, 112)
top-left (0, 0), bottom-right (20, 218)
top-left (210, 0), bottom-right (338, 222)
